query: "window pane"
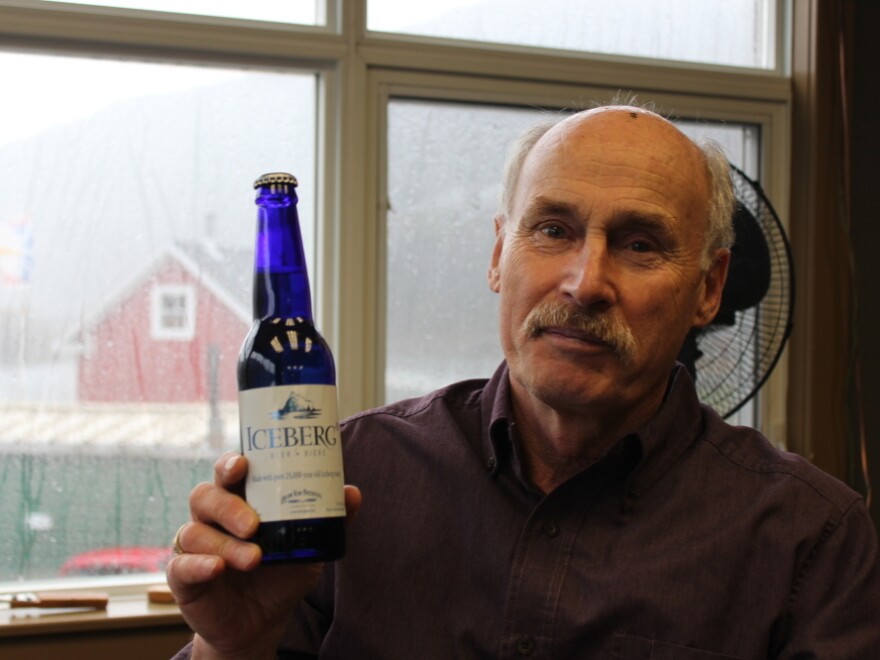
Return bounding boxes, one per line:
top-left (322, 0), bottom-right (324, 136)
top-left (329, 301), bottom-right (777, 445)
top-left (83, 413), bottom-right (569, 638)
top-left (384, 102), bottom-right (537, 402)
top-left (0, 52), bottom-right (316, 582)
top-left (39, 0), bottom-right (322, 25)
top-left (369, 0), bottom-right (777, 70)
top-left (384, 100), bottom-right (761, 430)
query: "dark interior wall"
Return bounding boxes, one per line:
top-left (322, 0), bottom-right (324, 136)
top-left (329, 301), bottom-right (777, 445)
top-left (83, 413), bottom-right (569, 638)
top-left (851, 1), bottom-right (880, 530)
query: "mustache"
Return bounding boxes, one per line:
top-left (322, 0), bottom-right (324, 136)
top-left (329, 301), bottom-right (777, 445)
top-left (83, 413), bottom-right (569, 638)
top-left (521, 299), bottom-right (637, 365)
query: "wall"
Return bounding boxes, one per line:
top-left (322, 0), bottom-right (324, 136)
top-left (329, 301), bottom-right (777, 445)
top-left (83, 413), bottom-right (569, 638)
top-left (851, 1), bottom-right (880, 531)
top-left (0, 625), bottom-right (192, 660)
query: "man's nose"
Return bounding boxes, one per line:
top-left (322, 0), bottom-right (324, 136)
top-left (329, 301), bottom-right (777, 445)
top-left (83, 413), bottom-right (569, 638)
top-left (559, 239), bottom-right (615, 309)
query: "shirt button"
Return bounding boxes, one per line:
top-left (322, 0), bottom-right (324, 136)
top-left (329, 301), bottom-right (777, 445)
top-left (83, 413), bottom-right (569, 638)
top-left (515, 636), bottom-right (535, 655)
top-left (485, 456), bottom-right (497, 471)
top-left (541, 519), bottom-right (560, 538)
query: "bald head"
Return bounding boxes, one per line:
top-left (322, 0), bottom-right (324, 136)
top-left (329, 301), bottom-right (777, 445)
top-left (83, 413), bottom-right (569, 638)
top-left (499, 106), bottom-right (734, 269)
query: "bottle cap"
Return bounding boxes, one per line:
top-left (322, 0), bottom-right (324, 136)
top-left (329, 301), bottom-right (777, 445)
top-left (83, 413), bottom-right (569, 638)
top-left (254, 172), bottom-right (298, 188)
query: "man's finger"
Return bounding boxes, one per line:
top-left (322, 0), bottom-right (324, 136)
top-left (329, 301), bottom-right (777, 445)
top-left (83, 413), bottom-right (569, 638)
top-left (343, 485), bottom-right (363, 522)
top-left (166, 551), bottom-right (223, 588)
top-left (214, 451), bottom-right (248, 489)
top-left (175, 520), bottom-right (262, 571)
top-left (189, 481), bottom-right (259, 539)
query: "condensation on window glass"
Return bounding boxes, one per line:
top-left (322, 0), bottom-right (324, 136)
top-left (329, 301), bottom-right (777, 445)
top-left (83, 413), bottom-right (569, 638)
top-left (0, 51), bottom-right (316, 582)
top-left (369, 0), bottom-right (777, 70)
top-left (384, 102), bottom-right (542, 403)
top-left (384, 100), bottom-right (761, 431)
top-left (38, 0), bottom-right (321, 25)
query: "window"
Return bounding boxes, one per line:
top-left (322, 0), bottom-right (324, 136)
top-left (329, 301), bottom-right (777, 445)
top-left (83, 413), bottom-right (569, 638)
top-left (151, 284), bottom-right (196, 340)
top-left (384, 100), bottom-right (762, 431)
top-left (0, 1), bottom-right (791, 589)
top-left (368, 0), bottom-right (780, 70)
top-left (0, 48), bottom-right (316, 583)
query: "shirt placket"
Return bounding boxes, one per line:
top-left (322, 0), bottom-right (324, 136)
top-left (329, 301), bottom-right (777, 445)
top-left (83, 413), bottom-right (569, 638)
top-left (498, 491), bottom-right (582, 659)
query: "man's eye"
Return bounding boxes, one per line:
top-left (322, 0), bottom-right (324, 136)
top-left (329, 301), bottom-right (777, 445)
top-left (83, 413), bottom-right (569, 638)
top-left (540, 224), bottom-right (566, 239)
top-left (629, 240), bottom-right (654, 253)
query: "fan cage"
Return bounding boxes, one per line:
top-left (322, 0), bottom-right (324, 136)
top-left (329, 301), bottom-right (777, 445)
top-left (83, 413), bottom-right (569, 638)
top-left (694, 166), bottom-right (795, 419)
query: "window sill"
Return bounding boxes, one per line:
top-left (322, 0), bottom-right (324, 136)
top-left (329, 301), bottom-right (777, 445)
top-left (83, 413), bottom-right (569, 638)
top-left (0, 592), bottom-right (184, 638)
top-left (0, 588), bottom-right (192, 659)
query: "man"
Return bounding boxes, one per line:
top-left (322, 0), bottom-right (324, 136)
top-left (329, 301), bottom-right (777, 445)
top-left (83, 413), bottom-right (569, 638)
top-left (169, 106), bottom-right (880, 659)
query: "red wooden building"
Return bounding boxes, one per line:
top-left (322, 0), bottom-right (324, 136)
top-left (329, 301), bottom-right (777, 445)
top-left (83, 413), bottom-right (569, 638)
top-left (76, 241), bottom-right (252, 403)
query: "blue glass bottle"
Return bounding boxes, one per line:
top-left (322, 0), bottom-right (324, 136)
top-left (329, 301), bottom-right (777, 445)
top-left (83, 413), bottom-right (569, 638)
top-left (238, 172), bottom-right (345, 563)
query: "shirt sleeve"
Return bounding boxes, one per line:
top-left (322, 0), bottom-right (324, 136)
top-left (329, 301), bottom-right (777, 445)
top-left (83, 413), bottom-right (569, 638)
top-left (779, 498), bottom-right (880, 658)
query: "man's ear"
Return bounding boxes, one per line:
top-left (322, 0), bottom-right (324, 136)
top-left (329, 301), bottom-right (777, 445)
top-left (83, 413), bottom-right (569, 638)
top-left (693, 248), bottom-right (731, 327)
top-left (488, 215), bottom-right (504, 293)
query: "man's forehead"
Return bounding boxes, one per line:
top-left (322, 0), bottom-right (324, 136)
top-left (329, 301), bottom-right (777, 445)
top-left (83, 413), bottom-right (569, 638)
top-left (507, 108), bottom-right (710, 234)
top-left (538, 107), bottom-right (699, 164)
top-left (520, 109), bottom-right (706, 195)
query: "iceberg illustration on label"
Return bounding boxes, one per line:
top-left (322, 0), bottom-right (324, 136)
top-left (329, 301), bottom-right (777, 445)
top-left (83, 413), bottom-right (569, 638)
top-left (271, 391), bottom-right (321, 420)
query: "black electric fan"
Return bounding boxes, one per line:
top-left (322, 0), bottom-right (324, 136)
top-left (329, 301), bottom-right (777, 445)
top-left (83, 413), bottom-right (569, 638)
top-left (678, 164), bottom-right (795, 419)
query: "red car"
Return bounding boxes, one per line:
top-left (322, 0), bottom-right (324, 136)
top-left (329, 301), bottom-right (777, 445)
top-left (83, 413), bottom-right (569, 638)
top-left (60, 546), bottom-right (172, 576)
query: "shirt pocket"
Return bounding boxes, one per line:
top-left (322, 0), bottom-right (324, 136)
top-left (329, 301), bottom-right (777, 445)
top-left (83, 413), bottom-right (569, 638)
top-left (613, 633), bottom-right (746, 660)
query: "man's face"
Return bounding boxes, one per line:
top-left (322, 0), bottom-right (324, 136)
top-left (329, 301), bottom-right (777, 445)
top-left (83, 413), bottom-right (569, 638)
top-left (489, 108), bottom-right (728, 428)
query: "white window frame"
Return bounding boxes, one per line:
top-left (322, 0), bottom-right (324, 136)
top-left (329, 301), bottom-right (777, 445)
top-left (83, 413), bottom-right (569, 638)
top-left (0, 0), bottom-right (792, 599)
top-left (150, 284), bottom-right (196, 341)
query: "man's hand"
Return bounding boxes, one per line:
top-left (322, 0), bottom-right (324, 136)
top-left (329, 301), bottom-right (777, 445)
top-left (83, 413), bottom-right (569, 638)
top-left (166, 451), bottom-right (361, 660)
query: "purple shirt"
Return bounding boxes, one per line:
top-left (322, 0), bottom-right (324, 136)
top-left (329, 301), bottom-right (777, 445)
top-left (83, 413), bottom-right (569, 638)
top-left (177, 363), bottom-right (880, 659)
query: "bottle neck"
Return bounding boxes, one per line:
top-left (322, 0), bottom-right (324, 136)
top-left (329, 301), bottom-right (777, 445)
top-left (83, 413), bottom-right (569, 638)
top-left (253, 186), bottom-right (313, 320)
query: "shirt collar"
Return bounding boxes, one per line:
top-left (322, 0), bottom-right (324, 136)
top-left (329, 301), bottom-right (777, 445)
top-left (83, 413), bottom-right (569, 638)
top-left (624, 364), bottom-right (705, 499)
top-left (479, 361), bottom-right (705, 496)
top-left (481, 361), bottom-right (513, 479)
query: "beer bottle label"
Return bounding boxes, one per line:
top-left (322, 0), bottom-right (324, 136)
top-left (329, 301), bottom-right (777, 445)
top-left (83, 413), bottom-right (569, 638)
top-left (239, 384), bottom-right (345, 522)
